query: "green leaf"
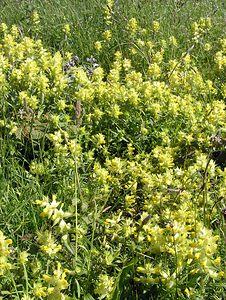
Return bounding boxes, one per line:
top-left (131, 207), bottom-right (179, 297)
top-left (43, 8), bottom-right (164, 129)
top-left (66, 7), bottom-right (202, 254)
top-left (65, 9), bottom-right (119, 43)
top-left (111, 260), bottom-right (136, 300)
top-left (84, 294), bottom-right (95, 300)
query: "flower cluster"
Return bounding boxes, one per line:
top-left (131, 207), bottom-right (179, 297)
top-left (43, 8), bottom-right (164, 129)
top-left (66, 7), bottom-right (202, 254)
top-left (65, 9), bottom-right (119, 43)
top-left (36, 195), bottom-right (72, 234)
top-left (0, 231), bottom-right (12, 275)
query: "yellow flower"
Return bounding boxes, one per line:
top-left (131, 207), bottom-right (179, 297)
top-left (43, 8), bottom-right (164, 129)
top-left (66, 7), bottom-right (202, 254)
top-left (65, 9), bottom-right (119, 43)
top-left (37, 230), bottom-right (62, 256)
top-left (57, 99), bottom-right (67, 110)
top-left (0, 23), bottom-right (8, 33)
top-left (94, 274), bottom-right (114, 299)
top-left (204, 43), bottom-right (212, 51)
top-left (93, 133), bottom-right (106, 147)
top-left (148, 63), bottom-right (161, 78)
top-left (19, 251), bottom-right (29, 265)
top-left (123, 58), bottom-right (132, 71)
top-left (40, 243), bottom-right (62, 256)
top-left (102, 30), bottom-right (112, 41)
top-left (63, 23), bottom-right (71, 35)
top-left (103, 0), bottom-right (114, 25)
top-left (92, 67), bottom-right (104, 81)
top-left (31, 11), bottom-right (40, 25)
top-left (109, 103), bottom-right (122, 118)
top-left (11, 25), bottom-right (19, 37)
top-left (127, 18), bottom-right (138, 33)
top-left (169, 36), bottom-right (177, 47)
top-left (94, 41), bottom-right (102, 51)
top-left (93, 162), bottom-right (110, 184)
top-left (129, 47), bottom-right (137, 55)
top-left (152, 20), bottom-right (160, 32)
top-left (43, 262), bottom-right (69, 291)
top-left (33, 283), bottom-right (47, 297)
top-left (125, 194), bottom-right (136, 207)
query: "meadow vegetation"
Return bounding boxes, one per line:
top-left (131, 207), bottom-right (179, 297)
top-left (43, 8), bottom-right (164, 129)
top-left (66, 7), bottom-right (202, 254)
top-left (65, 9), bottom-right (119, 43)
top-left (0, 0), bottom-right (226, 299)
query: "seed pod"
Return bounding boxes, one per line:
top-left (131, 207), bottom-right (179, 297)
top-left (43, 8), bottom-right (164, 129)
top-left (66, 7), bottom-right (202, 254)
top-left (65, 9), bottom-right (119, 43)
top-left (222, 207), bottom-right (226, 220)
top-left (74, 100), bottom-right (82, 127)
top-left (141, 214), bottom-right (152, 226)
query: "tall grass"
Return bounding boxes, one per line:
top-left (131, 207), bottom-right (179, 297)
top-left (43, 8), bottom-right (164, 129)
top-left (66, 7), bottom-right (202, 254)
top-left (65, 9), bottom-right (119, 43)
top-left (1, 0), bottom-right (225, 65)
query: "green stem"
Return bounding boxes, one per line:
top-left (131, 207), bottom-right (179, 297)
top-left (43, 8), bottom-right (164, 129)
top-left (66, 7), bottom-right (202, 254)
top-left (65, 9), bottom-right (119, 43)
top-left (23, 264), bottom-right (29, 296)
top-left (74, 158), bottom-right (79, 262)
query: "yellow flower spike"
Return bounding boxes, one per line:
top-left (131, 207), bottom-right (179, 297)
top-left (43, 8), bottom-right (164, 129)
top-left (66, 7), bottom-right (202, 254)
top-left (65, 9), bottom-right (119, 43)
top-left (31, 11), bottom-right (40, 25)
top-left (11, 25), bottom-right (19, 37)
top-left (106, 157), bottom-right (123, 173)
top-left (57, 99), bottom-right (67, 110)
top-left (67, 140), bottom-right (82, 156)
top-left (148, 63), bottom-right (161, 79)
top-left (93, 133), bottom-right (106, 148)
top-left (161, 39), bottom-right (167, 48)
top-left (36, 196), bottom-right (49, 207)
top-left (167, 248), bottom-right (175, 255)
top-left (74, 67), bottom-right (89, 85)
top-left (63, 23), bottom-right (71, 36)
top-left (94, 41), bottom-right (102, 52)
top-left (0, 231), bottom-right (13, 275)
top-left (0, 23), bottom-right (8, 33)
top-left (146, 40), bottom-right (155, 51)
top-left (123, 58), bottom-right (132, 71)
top-left (43, 274), bottom-right (52, 283)
top-left (103, 0), bottom-right (114, 25)
top-left (204, 17), bottom-right (212, 29)
top-left (18, 91), bottom-right (28, 106)
top-left (93, 107), bottom-right (104, 120)
top-left (0, 257), bottom-right (12, 275)
top-left (127, 18), bottom-right (138, 33)
top-left (102, 30), bottom-right (112, 42)
top-left (129, 47), bottom-right (137, 55)
top-left (94, 274), bottom-right (115, 299)
top-left (200, 258), bottom-right (208, 268)
top-left (153, 50), bottom-right (164, 64)
top-left (43, 263), bottom-right (69, 292)
top-left (169, 36), bottom-right (177, 47)
top-left (63, 268), bottom-right (71, 275)
top-left (127, 143), bottom-right (135, 157)
top-left (190, 268), bottom-right (200, 275)
top-left (92, 67), bottom-right (104, 81)
top-left (204, 43), bottom-right (212, 51)
top-left (137, 39), bottom-right (145, 47)
top-left (109, 103), bottom-right (122, 118)
top-left (217, 271), bottom-right (225, 278)
top-left (114, 50), bottom-right (122, 62)
top-left (184, 288), bottom-right (192, 298)
top-left (19, 251), bottom-right (29, 265)
top-left (29, 95), bottom-right (38, 109)
top-left (40, 243), bottom-right (62, 256)
top-left (48, 131), bottom-right (63, 144)
top-left (33, 282), bottom-right (47, 297)
top-left (125, 70), bottom-right (143, 87)
top-left (152, 20), bottom-right (160, 32)
top-left (213, 257), bottom-right (221, 266)
top-left (208, 269), bottom-right (219, 279)
top-left (137, 266), bottom-right (147, 273)
top-left (0, 231), bottom-right (12, 256)
top-left (42, 206), bottom-right (54, 219)
top-left (38, 230), bottom-right (62, 256)
top-left (47, 287), bottom-right (54, 294)
top-left (51, 114), bottom-right (60, 125)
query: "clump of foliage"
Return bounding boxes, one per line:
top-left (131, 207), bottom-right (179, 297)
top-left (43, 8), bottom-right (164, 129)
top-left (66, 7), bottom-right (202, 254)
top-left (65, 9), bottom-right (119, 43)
top-left (0, 1), bottom-right (225, 299)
